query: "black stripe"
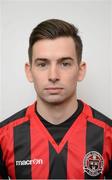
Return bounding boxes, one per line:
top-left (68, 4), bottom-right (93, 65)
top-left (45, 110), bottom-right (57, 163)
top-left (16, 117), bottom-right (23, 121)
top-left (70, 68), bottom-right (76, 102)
top-left (85, 121), bottom-right (104, 179)
top-left (91, 107), bottom-right (112, 127)
top-left (49, 142), bottom-right (67, 179)
top-left (0, 147), bottom-right (8, 179)
top-left (0, 108), bottom-right (27, 128)
top-left (105, 160), bottom-right (112, 178)
top-left (14, 121), bottom-right (31, 179)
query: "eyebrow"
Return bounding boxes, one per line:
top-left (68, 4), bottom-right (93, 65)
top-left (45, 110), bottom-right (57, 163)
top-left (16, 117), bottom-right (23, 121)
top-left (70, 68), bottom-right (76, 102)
top-left (34, 57), bottom-right (74, 64)
top-left (58, 57), bottom-right (74, 62)
top-left (34, 58), bottom-right (48, 63)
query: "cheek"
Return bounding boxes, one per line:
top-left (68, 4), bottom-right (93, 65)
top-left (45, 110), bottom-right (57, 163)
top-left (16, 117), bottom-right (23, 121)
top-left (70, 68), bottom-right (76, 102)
top-left (64, 72), bottom-right (78, 84)
top-left (32, 72), bottom-right (43, 82)
top-left (34, 78), bottom-right (42, 87)
top-left (32, 74), bottom-right (46, 90)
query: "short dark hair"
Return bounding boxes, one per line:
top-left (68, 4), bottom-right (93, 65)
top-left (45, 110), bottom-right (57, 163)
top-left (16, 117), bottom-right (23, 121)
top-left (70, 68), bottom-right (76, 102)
top-left (28, 19), bottom-right (83, 64)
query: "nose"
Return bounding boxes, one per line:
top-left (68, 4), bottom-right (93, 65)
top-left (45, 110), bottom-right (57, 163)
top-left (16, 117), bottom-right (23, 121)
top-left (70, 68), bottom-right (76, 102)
top-left (48, 64), bottom-right (60, 83)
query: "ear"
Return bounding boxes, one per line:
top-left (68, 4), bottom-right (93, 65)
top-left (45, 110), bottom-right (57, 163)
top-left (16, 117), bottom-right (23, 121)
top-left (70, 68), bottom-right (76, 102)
top-left (77, 61), bottom-right (86, 81)
top-left (25, 63), bottom-right (33, 83)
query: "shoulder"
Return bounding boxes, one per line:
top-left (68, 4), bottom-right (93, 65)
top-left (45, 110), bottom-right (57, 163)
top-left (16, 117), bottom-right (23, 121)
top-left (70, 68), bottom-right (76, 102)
top-left (81, 100), bottom-right (112, 127)
top-left (0, 107), bottom-right (28, 128)
top-left (90, 107), bottom-right (112, 127)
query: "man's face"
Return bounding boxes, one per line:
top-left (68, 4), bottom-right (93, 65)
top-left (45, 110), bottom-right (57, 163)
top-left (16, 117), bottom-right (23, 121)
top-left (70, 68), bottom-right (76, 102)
top-left (26, 37), bottom-right (86, 105)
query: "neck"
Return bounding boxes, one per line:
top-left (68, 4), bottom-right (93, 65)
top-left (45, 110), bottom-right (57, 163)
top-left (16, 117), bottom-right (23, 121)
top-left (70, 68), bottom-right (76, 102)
top-left (36, 96), bottom-right (78, 125)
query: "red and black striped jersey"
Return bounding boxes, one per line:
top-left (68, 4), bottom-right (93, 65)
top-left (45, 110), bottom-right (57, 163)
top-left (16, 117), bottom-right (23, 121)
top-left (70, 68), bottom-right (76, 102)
top-left (0, 100), bottom-right (112, 179)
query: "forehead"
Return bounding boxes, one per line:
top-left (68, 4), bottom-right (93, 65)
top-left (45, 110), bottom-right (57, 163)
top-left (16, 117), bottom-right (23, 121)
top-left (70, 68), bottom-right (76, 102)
top-left (32, 37), bottom-right (76, 60)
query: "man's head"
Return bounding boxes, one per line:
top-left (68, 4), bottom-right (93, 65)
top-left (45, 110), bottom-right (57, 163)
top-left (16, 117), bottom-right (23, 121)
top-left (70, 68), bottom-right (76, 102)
top-left (25, 19), bottom-right (86, 106)
top-left (28, 19), bottom-right (83, 65)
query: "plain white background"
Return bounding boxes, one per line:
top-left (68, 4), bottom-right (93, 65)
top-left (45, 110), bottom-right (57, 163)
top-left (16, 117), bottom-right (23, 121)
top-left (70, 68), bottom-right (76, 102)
top-left (0, 2), bottom-right (1, 119)
top-left (0, 0), bottom-right (112, 120)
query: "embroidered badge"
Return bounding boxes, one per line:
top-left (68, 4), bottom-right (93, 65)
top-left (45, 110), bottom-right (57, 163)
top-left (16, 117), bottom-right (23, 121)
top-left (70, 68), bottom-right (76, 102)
top-left (83, 151), bottom-right (104, 176)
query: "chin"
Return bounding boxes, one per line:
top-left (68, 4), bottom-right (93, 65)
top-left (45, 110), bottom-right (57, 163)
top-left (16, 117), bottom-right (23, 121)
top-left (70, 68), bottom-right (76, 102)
top-left (42, 96), bottom-right (69, 105)
top-left (39, 93), bottom-right (75, 105)
top-left (46, 99), bottom-right (64, 105)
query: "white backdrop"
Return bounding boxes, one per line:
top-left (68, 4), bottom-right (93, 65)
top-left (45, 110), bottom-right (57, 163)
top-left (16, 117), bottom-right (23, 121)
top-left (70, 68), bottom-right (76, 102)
top-left (0, 0), bottom-right (112, 120)
top-left (0, 2), bottom-right (1, 118)
top-left (110, 1), bottom-right (112, 117)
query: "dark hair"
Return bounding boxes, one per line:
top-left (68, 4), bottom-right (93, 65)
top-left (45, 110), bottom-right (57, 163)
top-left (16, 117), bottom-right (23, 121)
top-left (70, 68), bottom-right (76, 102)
top-left (28, 19), bottom-right (83, 64)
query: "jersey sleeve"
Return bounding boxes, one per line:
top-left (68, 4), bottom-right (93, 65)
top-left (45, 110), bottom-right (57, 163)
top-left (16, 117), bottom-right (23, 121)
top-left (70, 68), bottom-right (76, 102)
top-left (0, 148), bottom-right (9, 179)
top-left (105, 126), bottom-right (112, 178)
top-left (0, 127), bottom-right (9, 179)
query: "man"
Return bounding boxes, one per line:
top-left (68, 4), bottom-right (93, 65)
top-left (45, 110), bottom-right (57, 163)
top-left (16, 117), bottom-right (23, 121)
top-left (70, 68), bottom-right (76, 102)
top-left (0, 19), bottom-right (112, 179)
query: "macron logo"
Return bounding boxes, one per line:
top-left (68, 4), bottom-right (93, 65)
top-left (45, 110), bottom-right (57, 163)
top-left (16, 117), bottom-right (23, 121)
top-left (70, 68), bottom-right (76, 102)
top-left (16, 159), bottom-right (43, 166)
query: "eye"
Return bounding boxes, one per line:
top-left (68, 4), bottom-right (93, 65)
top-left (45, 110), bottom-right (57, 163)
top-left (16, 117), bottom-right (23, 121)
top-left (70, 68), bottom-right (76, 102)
top-left (37, 62), bottom-right (47, 67)
top-left (61, 61), bottom-right (71, 67)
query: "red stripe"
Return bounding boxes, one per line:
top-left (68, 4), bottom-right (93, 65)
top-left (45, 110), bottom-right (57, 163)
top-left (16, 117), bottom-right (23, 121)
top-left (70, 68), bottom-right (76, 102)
top-left (30, 116), bottom-right (49, 179)
top-left (67, 114), bottom-right (86, 179)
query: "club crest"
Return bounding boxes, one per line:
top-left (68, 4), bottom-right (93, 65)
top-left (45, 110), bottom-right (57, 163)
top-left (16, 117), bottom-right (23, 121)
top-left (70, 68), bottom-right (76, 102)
top-left (83, 151), bottom-right (104, 176)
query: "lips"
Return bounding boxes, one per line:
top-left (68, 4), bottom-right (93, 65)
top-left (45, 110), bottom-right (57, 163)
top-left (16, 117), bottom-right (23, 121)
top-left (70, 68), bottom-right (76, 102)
top-left (45, 87), bottom-right (63, 93)
top-left (45, 87), bottom-right (63, 90)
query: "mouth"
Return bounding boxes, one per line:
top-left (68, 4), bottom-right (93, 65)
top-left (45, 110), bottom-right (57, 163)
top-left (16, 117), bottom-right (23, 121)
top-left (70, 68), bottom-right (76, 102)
top-left (45, 87), bottom-right (64, 94)
top-left (45, 87), bottom-right (63, 90)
